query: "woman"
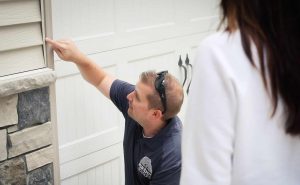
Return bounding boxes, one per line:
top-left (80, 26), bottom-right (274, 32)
top-left (181, 0), bottom-right (300, 184)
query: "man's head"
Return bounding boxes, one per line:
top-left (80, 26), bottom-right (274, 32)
top-left (127, 70), bottom-right (184, 126)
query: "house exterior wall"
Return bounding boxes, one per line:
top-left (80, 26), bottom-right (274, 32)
top-left (0, 0), bottom-right (60, 184)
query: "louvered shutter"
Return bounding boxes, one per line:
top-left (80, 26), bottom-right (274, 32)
top-left (0, 0), bottom-right (47, 76)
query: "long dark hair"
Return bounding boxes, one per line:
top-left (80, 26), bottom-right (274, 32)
top-left (220, 0), bottom-right (300, 136)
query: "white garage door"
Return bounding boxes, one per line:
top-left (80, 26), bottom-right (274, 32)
top-left (52, 0), bottom-right (219, 184)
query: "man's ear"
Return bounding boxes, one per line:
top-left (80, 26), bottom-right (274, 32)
top-left (152, 109), bottom-right (163, 120)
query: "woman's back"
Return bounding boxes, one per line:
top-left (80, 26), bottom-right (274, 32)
top-left (181, 30), bottom-right (300, 185)
top-left (181, 0), bottom-right (300, 184)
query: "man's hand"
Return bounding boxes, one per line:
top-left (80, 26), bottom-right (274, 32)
top-left (46, 37), bottom-right (115, 98)
top-left (46, 38), bottom-right (86, 65)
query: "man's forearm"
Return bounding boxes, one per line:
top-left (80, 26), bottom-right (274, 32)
top-left (46, 37), bottom-right (114, 98)
top-left (74, 54), bottom-right (115, 98)
top-left (75, 55), bottom-right (107, 88)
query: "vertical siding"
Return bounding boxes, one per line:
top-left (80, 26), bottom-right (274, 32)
top-left (61, 158), bottom-right (121, 185)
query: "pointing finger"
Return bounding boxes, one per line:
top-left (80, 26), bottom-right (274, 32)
top-left (46, 37), bottom-right (63, 49)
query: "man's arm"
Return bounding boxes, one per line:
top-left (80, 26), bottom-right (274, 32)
top-left (46, 38), bottom-right (115, 99)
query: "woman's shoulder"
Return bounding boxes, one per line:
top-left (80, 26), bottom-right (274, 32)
top-left (196, 30), bottom-right (245, 67)
top-left (200, 30), bottom-right (240, 50)
top-left (194, 30), bottom-right (246, 79)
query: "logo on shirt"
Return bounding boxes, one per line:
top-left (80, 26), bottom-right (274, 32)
top-left (138, 156), bottom-right (152, 179)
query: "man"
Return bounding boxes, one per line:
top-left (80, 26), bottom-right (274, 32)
top-left (46, 38), bottom-right (184, 185)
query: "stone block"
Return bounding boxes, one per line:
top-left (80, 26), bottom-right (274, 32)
top-left (0, 94), bottom-right (18, 128)
top-left (27, 163), bottom-right (54, 185)
top-left (0, 69), bottom-right (56, 98)
top-left (7, 125), bottom-right (18, 133)
top-left (18, 87), bottom-right (50, 129)
top-left (8, 122), bottom-right (52, 158)
top-left (0, 129), bottom-right (7, 161)
top-left (26, 146), bottom-right (54, 172)
top-left (0, 157), bottom-right (26, 185)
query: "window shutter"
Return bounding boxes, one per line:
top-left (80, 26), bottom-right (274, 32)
top-left (0, 0), bottom-right (46, 77)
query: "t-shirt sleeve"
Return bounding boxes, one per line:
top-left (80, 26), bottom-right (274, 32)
top-left (180, 35), bottom-right (237, 185)
top-left (110, 79), bottom-right (135, 115)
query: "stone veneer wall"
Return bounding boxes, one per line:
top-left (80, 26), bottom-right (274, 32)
top-left (0, 71), bottom-right (57, 185)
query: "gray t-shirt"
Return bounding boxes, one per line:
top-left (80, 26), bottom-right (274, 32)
top-left (110, 79), bottom-right (182, 185)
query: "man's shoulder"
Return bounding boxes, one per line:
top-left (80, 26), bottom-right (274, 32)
top-left (110, 79), bottom-right (135, 114)
top-left (111, 79), bottom-right (134, 93)
top-left (160, 117), bottom-right (182, 158)
top-left (166, 116), bottom-right (182, 134)
top-left (110, 79), bottom-right (134, 102)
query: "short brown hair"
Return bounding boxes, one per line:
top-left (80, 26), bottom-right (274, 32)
top-left (140, 70), bottom-right (184, 120)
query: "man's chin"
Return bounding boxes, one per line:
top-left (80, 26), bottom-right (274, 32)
top-left (127, 109), bottom-right (133, 118)
top-left (128, 109), bottom-right (137, 121)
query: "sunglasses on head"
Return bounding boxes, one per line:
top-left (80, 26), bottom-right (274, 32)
top-left (155, 71), bottom-right (168, 114)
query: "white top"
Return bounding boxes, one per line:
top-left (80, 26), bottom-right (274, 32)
top-left (180, 31), bottom-right (300, 185)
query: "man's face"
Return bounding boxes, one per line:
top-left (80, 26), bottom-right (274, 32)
top-left (127, 81), bottom-right (153, 125)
